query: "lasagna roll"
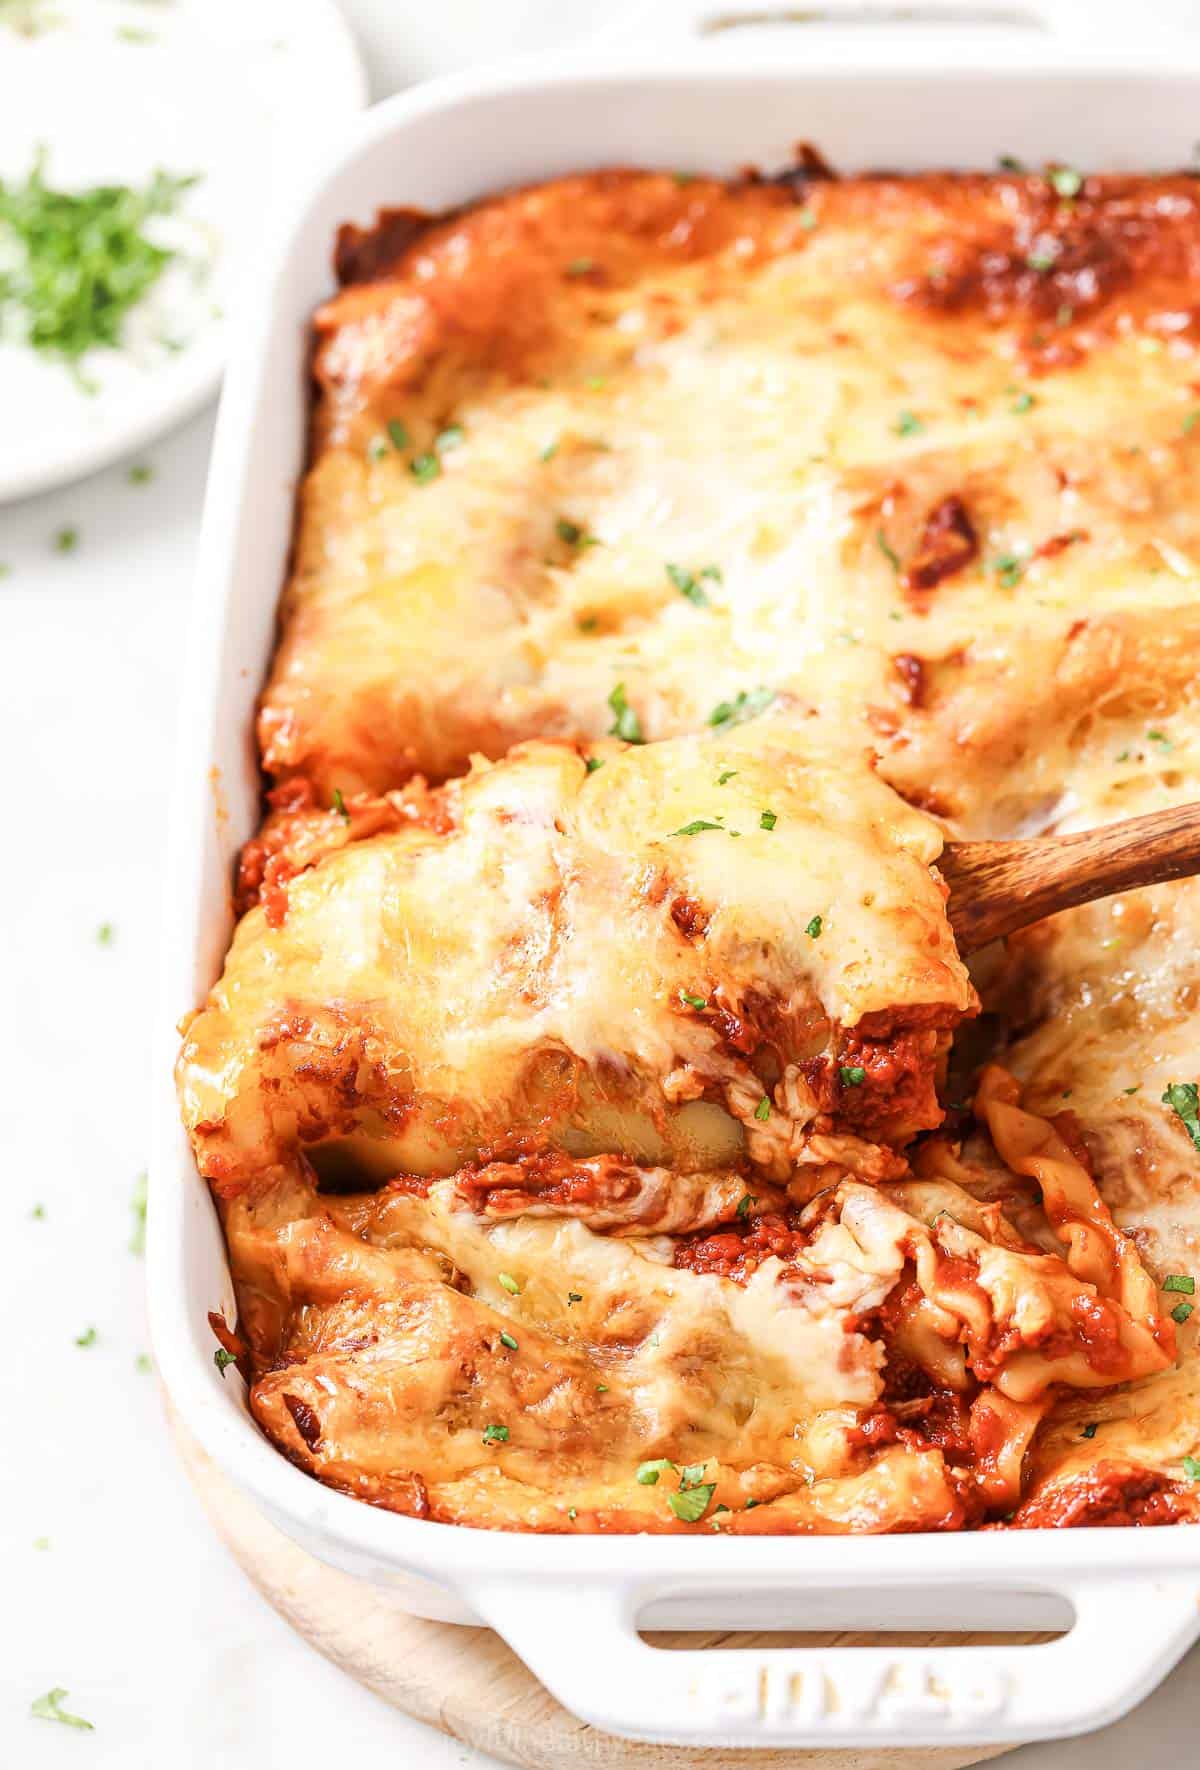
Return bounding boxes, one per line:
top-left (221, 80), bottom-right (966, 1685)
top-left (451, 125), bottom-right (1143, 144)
top-left (178, 724), bottom-right (975, 1200)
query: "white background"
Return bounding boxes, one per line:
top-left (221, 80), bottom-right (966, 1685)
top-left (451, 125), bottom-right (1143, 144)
top-left (4, 1), bottom-right (1200, 1765)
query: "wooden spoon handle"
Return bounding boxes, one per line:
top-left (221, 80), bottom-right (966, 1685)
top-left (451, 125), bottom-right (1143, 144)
top-left (942, 801), bottom-right (1200, 954)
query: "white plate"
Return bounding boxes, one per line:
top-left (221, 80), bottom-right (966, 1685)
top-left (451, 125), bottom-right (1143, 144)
top-left (0, 0), bottom-right (366, 502)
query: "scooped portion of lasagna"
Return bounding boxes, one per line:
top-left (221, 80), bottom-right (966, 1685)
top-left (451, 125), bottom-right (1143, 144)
top-left (180, 158), bottom-right (1200, 1532)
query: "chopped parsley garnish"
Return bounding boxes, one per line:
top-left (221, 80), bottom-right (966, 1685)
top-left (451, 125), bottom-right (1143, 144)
top-left (667, 562), bottom-right (711, 607)
top-left (1172, 1301), bottom-right (1194, 1324)
top-left (556, 515), bottom-right (593, 547)
top-left (1184, 411), bottom-right (1200, 435)
top-left (567, 1291), bottom-right (583, 1305)
top-left (539, 439), bottom-right (559, 462)
top-left (998, 154), bottom-right (1025, 172)
top-left (498, 1272), bottom-right (521, 1295)
top-left (596, 1384), bottom-right (608, 1393)
top-left (679, 989), bottom-right (707, 1010)
top-left (0, 154), bottom-right (200, 382)
top-left (331, 787), bottom-right (350, 821)
top-left (367, 434), bottom-right (389, 461)
top-left (1163, 1082), bottom-right (1200, 1152)
top-left (799, 207), bottom-right (818, 231)
top-left (482, 1423), bottom-right (510, 1444)
top-left (805, 914), bottom-right (822, 938)
top-left (129, 1171), bottom-right (147, 1256)
top-left (1027, 249), bottom-right (1057, 273)
top-left (1124, 1085), bottom-right (1141, 1095)
top-left (1049, 167), bottom-right (1083, 199)
top-left (839, 1065), bottom-right (867, 1087)
top-left (409, 451), bottom-right (440, 483)
top-left (75, 1326), bottom-right (97, 1347)
top-left (894, 409), bottom-right (923, 437)
top-left (96, 921), bottom-right (114, 945)
top-left (1147, 728), bottom-right (1172, 749)
top-left (1010, 390), bottom-right (1036, 414)
top-left (499, 1331), bottom-right (518, 1351)
top-left (707, 686), bottom-right (775, 729)
top-left (135, 1353), bottom-right (152, 1374)
top-left (31, 1688), bottom-right (93, 1731)
top-left (584, 756), bottom-right (604, 773)
top-left (992, 551), bottom-right (1025, 589)
top-left (1183, 1455), bottom-right (1200, 1480)
top-left (669, 819), bottom-right (723, 836)
top-left (386, 419), bottom-right (411, 450)
top-left (876, 528), bottom-right (901, 574)
top-left (607, 682), bottom-right (644, 743)
top-left (566, 257), bottom-right (595, 276)
top-left (1081, 1422), bottom-right (1098, 1439)
top-left (54, 526), bottom-right (78, 552)
top-left (435, 423), bottom-right (465, 453)
top-left (31, 1203), bottom-right (45, 1220)
top-left (567, 1506), bottom-right (578, 1519)
top-left (1163, 1274), bottom-right (1195, 1294)
top-left (758, 809), bottom-right (777, 831)
top-left (754, 1096), bottom-right (771, 1122)
top-left (127, 463), bottom-right (153, 484)
top-left (213, 1348), bottom-right (236, 1376)
top-left (637, 1458), bottom-right (675, 1485)
top-left (717, 769), bottom-right (737, 785)
top-left (736, 1194), bottom-right (755, 1220)
top-left (34, 1535), bottom-right (50, 1550)
top-left (668, 1483), bottom-right (715, 1523)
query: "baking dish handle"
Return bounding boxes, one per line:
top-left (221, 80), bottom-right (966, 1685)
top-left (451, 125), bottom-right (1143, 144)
top-left (470, 1572), bottom-right (1200, 1747)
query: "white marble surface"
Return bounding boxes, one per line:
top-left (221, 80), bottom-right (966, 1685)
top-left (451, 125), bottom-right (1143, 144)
top-left (7, 1), bottom-right (1200, 1764)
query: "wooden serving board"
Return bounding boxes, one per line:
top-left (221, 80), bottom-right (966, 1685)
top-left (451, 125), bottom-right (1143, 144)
top-left (173, 1416), bottom-right (1017, 1770)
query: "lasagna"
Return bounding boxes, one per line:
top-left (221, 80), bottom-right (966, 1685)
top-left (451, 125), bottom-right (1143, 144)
top-left (178, 160), bottom-right (1200, 1533)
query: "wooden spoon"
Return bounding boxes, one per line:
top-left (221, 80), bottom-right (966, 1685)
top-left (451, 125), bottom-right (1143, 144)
top-left (941, 801), bottom-right (1200, 954)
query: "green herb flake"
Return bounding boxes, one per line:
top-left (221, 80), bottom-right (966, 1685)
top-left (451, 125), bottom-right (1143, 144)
top-left (754, 1095), bottom-right (771, 1123)
top-left (584, 756), bottom-right (604, 774)
top-left (1163, 1082), bottom-right (1200, 1153)
top-left (607, 682), bottom-right (645, 744)
top-left (707, 686), bottom-right (775, 730)
top-left (566, 257), bottom-right (595, 276)
top-left (567, 1506), bottom-right (578, 1519)
top-left (1147, 728), bottom-right (1172, 748)
top-left (1124, 1085), bottom-right (1141, 1095)
top-left (386, 418), bottom-right (411, 450)
top-left (1010, 390), bottom-right (1036, 414)
top-left (435, 423), bottom-right (465, 453)
top-left (409, 451), bottom-right (440, 484)
top-left (758, 809), bottom-right (777, 831)
top-left (214, 1348), bottom-right (236, 1376)
top-left (75, 1326), bottom-right (97, 1348)
top-left (1027, 250), bottom-right (1057, 273)
top-left (679, 990), bottom-right (707, 1010)
top-left (95, 921), bottom-right (114, 945)
top-left (127, 463), bottom-right (153, 484)
top-left (33, 1535), bottom-right (50, 1550)
top-left (499, 1330), bottom-right (518, 1351)
top-left (744, 1497), bottom-right (761, 1510)
top-left (1049, 166), bottom-right (1083, 199)
top-left (799, 208), bottom-right (818, 231)
top-left (135, 1353), bottom-right (152, 1374)
top-left (1163, 1274), bottom-right (1196, 1294)
top-left (0, 153), bottom-right (200, 379)
top-left (567, 1291), bottom-right (583, 1305)
top-left (876, 527), bottom-right (901, 574)
top-left (993, 551), bottom-right (1025, 589)
top-left (839, 1066), bottom-right (867, 1087)
top-left (31, 1203), bottom-right (45, 1220)
top-left (540, 439), bottom-right (559, 462)
top-left (54, 526), bottom-right (78, 553)
top-left (31, 1688), bottom-right (93, 1731)
top-left (1183, 1455), bottom-right (1200, 1480)
top-left (331, 786), bottom-right (350, 821)
top-left (1081, 1422), bottom-right (1098, 1439)
top-left (1172, 1301), bottom-right (1194, 1324)
top-left (129, 1171), bottom-right (147, 1256)
top-left (556, 515), bottom-right (592, 547)
top-left (998, 154), bottom-right (1025, 172)
top-left (498, 1271), bottom-right (521, 1295)
top-left (367, 434), bottom-right (389, 461)
top-left (667, 562), bottom-right (710, 607)
top-left (596, 1383), bottom-right (609, 1393)
top-left (668, 1483), bottom-right (716, 1523)
top-left (1183, 411), bottom-right (1200, 436)
top-left (805, 914), bottom-right (822, 938)
top-left (736, 1194), bottom-right (756, 1220)
top-left (894, 409), bottom-right (923, 437)
top-left (717, 769), bottom-right (737, 785)
top-left (669, 818), bottom-right (724, 837)
top-left (637, 1458), bottom-right (675, 1485)
top-left (482, 1423), bottom-right (510, 1444)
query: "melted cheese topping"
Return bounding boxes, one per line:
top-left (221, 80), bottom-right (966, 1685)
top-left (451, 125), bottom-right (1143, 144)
top-left (181, 164), bottom-right (1200, 1533)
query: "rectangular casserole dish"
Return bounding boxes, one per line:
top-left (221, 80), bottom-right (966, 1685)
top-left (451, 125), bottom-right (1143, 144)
top-left (150, 0), bottom-right (1200, 1746)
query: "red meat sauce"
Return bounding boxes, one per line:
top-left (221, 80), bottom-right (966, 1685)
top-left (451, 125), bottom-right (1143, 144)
top-left (673, 1209), bottom-right (810, 1283)
top-left (1009, 1462), bottom-right (1192, 1529)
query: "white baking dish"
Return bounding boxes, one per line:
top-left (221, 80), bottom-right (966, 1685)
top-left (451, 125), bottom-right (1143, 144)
top-left (149, 0), bottom-right (1200, 1747)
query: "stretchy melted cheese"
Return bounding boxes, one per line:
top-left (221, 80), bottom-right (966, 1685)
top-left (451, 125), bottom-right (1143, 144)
top-left (179, 162), bottom-right (1200, 1534)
